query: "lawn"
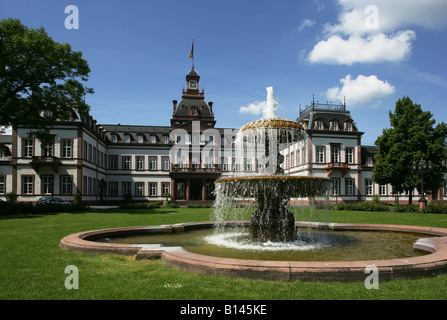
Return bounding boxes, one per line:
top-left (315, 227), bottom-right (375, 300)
top-left (1, 207), bottom-right (447, 300)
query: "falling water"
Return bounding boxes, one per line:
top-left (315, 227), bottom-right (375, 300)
top-left (212, 86), bottom-right (331, 246)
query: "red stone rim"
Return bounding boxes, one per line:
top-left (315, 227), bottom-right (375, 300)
top-left (59, 221), bottom-right (447, 282)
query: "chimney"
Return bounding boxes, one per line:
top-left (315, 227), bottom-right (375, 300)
top-left (173, 100), bottom-right (177, 114)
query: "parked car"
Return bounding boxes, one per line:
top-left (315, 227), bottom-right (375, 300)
top-left (38, 197), bottom-right (71, 207)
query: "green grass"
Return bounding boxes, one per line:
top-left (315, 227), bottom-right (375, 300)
top-left (1, 207), bottom-right (447, 300)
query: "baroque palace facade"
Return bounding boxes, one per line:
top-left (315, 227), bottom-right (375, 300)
top-left (1, 68), bottom-right (446, 204)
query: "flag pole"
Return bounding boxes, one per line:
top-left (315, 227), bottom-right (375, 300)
top-left (190, 39), bottom-right (194, 70)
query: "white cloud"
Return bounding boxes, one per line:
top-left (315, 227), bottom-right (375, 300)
top-left (297, 19), bottom-right (316, 32)
top-left (308, 31), bottom-right (415, 65)
top-left (326, 74), bottom-right (395, 105)
top-left (325, 0), bottom-right (447, 36)
top-left (307, 0), bottom-right (447, 65)
top-left (239, 101), bottom-right (267, 115)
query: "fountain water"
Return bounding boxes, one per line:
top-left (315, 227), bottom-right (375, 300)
top-left (214, 87), bottom-right (331, 242)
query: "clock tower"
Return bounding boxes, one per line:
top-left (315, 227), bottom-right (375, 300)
top-left (171, 67), bottom-right (215, 128)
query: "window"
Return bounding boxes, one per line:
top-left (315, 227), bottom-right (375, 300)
top-left (331, 121), bottom-right (339, 131)
top-left (88, 177), bottom-right (92, 195)
top-left (150, 135), bottom-right (157, 144)
top-left (23, 139), bottom-right (33, 157)
top-left (365, 179), bottom-right (374, 195)
top-left (122, 182), bottom-right (131, 196)
top-left (205, 182), bottom-right (214, 197)
top-left (111, 134), bottom-right (118, 143)
top-left (135, 182), bottom-right (144, 196)
top-left (345, 178), bottom-right (354, 195)
top-left (331, 179), bottom-right (340, 195)
top-left (42, 141), bottom-right (53, 157)
top-left (109, 182), bottom-right (118, 196)
top-left (346, 122), bottom-right (353, 131)
top-left (136, 156), bottom-right (144, 170)
top-left (316, 120), bottom-right (324, 130)
top-left (380, 184), bottom-right (387, 195)
top-left (366, 156), bottom-right (373, 166)
top-left (161, 182), bottom-right (170, 195)
top-left (122, 156), bottom-right (131, 170)
top-left (137, 135), bottom-right (144, 144)
top-left (83, 141), bottom-right (88, 160)
top-left (125, 135), bottom-right (131, 143)
top-left (316, 146), bottom-right (325, 163)
top-left (345, 148), bottom-right (354, 164)
top-left (149, 156), bottom-right (157, 170)
top-left (444, 181), bottom-right (447, 196)
top-left (109, 155), bottom-right (118, 169)
top-left (163, 136), bottom-right (169, 144)
top-left (42, 176), bottom-right (53, 194)
top-left (22, 176), bottom-right (33, 194)
top-left (61, 139), bottom-right (72, 158)
top-left (290, 151), bottom-right (295, 167)
top-left (162, 157), bottom-right (170, 171)
top-left (331, 147), bottom-right (339, 163)
top-left (177, 183), bottom-right (185, 197)
top-left (83, 176), bottom-right (87, 195)
top-left (149, 182), bottom-right (157, 197)
top-left (61, 176), bottom-right (72, 195)
top-left (0, 176), bottom-right (5, 194)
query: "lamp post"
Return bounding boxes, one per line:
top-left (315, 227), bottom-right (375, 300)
top-left (412, 159), bottom-right (432, 210)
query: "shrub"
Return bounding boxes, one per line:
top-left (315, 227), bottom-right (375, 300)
top-left (423, 203), bottom-right (447, 214)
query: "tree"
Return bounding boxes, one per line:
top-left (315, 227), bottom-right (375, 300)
top-left (0, 18), bottom-right (93, 142)
top-left (373, 96), bottom-right (447, 204)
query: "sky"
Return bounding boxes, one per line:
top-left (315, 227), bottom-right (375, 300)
top-left (1, 0), bottom-right (447, 145)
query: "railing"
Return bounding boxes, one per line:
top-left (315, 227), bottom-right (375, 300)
top-left (171, 164), bottom-right (220, 173)
top-left (300, 101), bottom-right (346, 116)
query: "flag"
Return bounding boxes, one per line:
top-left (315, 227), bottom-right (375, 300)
top-left (189, 40), bottom-right (194, 59)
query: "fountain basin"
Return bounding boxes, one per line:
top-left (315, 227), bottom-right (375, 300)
top-left (60, 221), bottom-right (447, 282)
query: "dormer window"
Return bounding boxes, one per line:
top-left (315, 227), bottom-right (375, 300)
top-left (150, 135), bottom-right (157, 144)
top-left (111, 134), bottom-right (118, 143)
top-left (137, 135), bottom-right (144, 143)
top-left (346, 122), bottom-right (353, 131)
top-left (331, 121), bottom-right (339, 131)
top-left (316, 120), bottom-right (324, 130)
top-left (124, 135), bottom-right (131, 143)
top-left (191, 108), bottom-right (197, 116)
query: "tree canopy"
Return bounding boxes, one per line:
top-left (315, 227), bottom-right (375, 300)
top-left (373, 96), bottom-right (447, 202)
top-left (0, 18), bottom-right (93, 142)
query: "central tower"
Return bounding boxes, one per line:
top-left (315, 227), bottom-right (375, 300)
top-left (170, 68), bottom-right (215, 128)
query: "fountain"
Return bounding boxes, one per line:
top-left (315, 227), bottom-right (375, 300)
top-left (214, 86), bottom-right (330, 242)
top-left (59, 87), bottom-right (447, 282)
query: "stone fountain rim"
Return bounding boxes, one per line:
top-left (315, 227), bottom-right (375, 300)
top-left (240, 117), bottom-right (303, 132)
top-left (59, 221), bottom-right (447, 282)
top-left (216, 175), bottom-right (331, 183)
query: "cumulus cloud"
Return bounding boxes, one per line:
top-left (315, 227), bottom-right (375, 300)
top-left (307, 0), bottom-right (447, 65)
top-left (308, 31), bottom-right (415, 65)
top-left (325, 0), bottom-right (447, 36)
top-left (326, 74), bottom-right (395, 105)
top-left (239, 101), bottom-right (267, 115)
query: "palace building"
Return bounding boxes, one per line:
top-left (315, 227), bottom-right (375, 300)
top-left (0, 68), bottom-right (446, 205)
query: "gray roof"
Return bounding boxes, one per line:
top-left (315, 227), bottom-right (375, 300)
top-left (174, 98), bottom-right (212, 117)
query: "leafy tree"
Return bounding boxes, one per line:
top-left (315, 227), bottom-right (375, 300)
top-left (0, 18), bottom-right (93, 142)
top-left (373, 96), bottom-right (447, 203)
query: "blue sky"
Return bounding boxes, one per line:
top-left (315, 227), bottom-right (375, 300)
top-left (1, 0), bottom-right (447, 145)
